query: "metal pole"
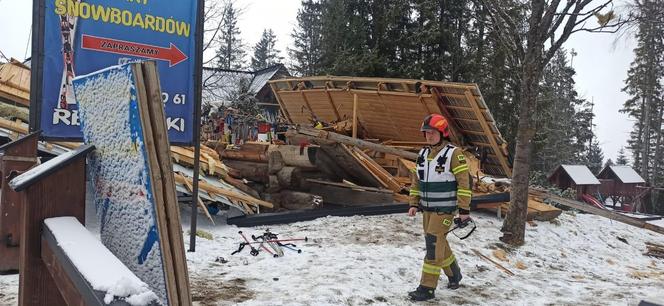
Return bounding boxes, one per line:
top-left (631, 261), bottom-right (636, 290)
top-left (189, 0), bottom-right (204, 252)
top-left (29, 0), bottom-right (46, 133)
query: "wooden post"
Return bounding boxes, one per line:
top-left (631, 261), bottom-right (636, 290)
top-left (10, 144), bottom-right (94, 306)
top-left (0, 132), bottom-right (39, 272)
top-left (352, 93), bottom-right (358, 138)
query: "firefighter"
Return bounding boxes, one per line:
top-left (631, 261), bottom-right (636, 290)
top-left (407, 114), bottom-right (472, 301)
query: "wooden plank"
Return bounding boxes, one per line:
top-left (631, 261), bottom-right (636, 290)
top-left (171, 146), bottom-right (227, 177)
top-left (471, 248), bottom-right (515, 276)
top-left (324, 88), bottom-right (342, 121)
top-left (352, 93), bottom-right (358, 138)
top-left (445, 104), bottom-right (478, 112)
top-left (349, 146), bottom-right (402, 192)
top-left (306, 179), bottom-right (393, 193)
top-left (531, 188), bottom-right (664, 235)
top-left (318, 143), bottom-right (383, 188)
top-left (132, 64), bottom-right (180, 306)
top-left (144, 62), bottom-right (195, 306)
top-left (397, 158), bottom-right (417, 178)
top-left (41, 236), bottom-right (88, 306)
top-left (300, 90), bottom-right (316, 119)
top-left (464, 90), bottom-right (512, 177)
top-left (342, 144), bottom-right (388, 189)
top-left (174, 174), bottom-right (273, 208)
top-left (309, 184), bottom-right (394, 206)
top-left (293, 126), bottom-right (419, 160)
top-left (181, 175), bottom-right (215, 224)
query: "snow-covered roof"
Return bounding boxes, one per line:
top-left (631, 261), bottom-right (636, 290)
top-left (560, 165), bottom-right (601, 185)
top-left (607, 166), bottom-right (645, 184)
top-left (249, 65), bottom-right (283, 94)
top-left (201, 64), bottom-right (288, 107)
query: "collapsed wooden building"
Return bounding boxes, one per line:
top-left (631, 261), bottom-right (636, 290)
top-left (0, 65), bottom-right (562, 228)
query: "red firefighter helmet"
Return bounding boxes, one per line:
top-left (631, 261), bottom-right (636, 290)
top-left (420, 114), bottom-right (450, 138)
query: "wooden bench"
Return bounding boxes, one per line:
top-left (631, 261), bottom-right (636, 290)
top-left (10, 144), bottom-right (157, 306)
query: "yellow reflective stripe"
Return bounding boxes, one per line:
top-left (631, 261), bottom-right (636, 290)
top-left (441, 255), bottom-right (456, 267)
top-left (457, 189), bottom-right (472, 196)
top-left (422, 263), bottom-right (442, 275)
top-left (457, 189), bottom-right (472, 198)
top-left (452, 165), bottom-right (469, 174)
top-left (410, 190), bottom-right (421, 196)
top-left (410, 167), bottom-right (417, 173)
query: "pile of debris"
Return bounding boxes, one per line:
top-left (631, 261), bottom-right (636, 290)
top-left (0, 63), bottom-right (561, 222)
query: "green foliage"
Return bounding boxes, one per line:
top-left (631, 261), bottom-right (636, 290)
top-left (616, 147), bottom-right (629, 166)
top-left (217, 2), bottom-right (246, 70)
top-left (251, 29), bottom-right (283, 71)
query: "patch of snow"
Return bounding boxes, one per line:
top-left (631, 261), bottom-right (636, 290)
top-left (44, 217), bottom-right (158, 305)
top-left (182, 210), bottom-right (664, 306)
top-left (3, 193), bottom-right (664, 305)
top-left (648, 219), bottom-right (664, 228)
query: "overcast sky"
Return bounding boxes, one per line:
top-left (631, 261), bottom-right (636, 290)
top-left (0, 0), bottom-right (635, 162)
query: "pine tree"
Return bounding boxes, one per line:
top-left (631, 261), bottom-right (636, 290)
top-left (604, 158), bottom-right (615, 169)
top-left (616, 147), bottom-right (629, 165)
top-left (289, 0), bottom-right (324, 76)
top-left (251, 29), bottom-right (283, 71)
top-left (621, 0), bottom-right (664, 185)
top-left (532, 49), bottom-right (584, 173)
top-left (587, 140), bottom-right (604, 174)
top-left (217, 2), bottom-right (246, 70)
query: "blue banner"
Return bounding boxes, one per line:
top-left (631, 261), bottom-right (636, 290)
top-left (39, 0), bottom-right (198, 143)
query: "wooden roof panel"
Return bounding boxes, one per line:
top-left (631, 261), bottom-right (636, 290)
top-left (271, 76), bottom-right (512, 177)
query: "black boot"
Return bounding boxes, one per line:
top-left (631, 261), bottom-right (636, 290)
top-left (447, 260), bottom-right (462, 289)
top-left (408, 285), bottom-right (435, 301)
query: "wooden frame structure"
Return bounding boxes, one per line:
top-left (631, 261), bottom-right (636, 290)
top-left (0, 59), bottom-right (31, 107)
top-left (0, 132), bottom-right (38, 272)
top-left (597, 165), bottom-right (646, 209)
top-left (10, 144), bottom-right (94, 306)
top-left (269, 76), bottom-right (512, 177)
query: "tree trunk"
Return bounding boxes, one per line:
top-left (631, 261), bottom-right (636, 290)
top-left (223, 160), bottom-right (269, 183)
top-left (277, 167), bottom-right (301, 189)
top-left (221, 150), bottom-right (268, 162)
top-left (268, 151), bottom-right (285, 174)
top-left (649, 102), bottom-right (664, 212)
top-left (642, 95), bottom-right (651, 183)
top-left (267, 145), bottom-right (318, 169)
top-left (500, 48), bottom-right (543, 246)
top-left (270, 190), bottom-right (323, 210)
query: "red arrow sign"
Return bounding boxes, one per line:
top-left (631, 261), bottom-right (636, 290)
top-left (81, 34), bottom-right (188, 67)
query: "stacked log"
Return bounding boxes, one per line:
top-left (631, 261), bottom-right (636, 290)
top-left (219, 143), bottom-right (330, 211)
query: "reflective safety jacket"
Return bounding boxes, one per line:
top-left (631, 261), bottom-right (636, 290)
top-left (409, 142), bottom-right (472, 213)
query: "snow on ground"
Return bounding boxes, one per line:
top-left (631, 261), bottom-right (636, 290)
top-left (2, 206), bottom-right (664, 306)
top-left (181, 211), bottom-right (664, 306)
